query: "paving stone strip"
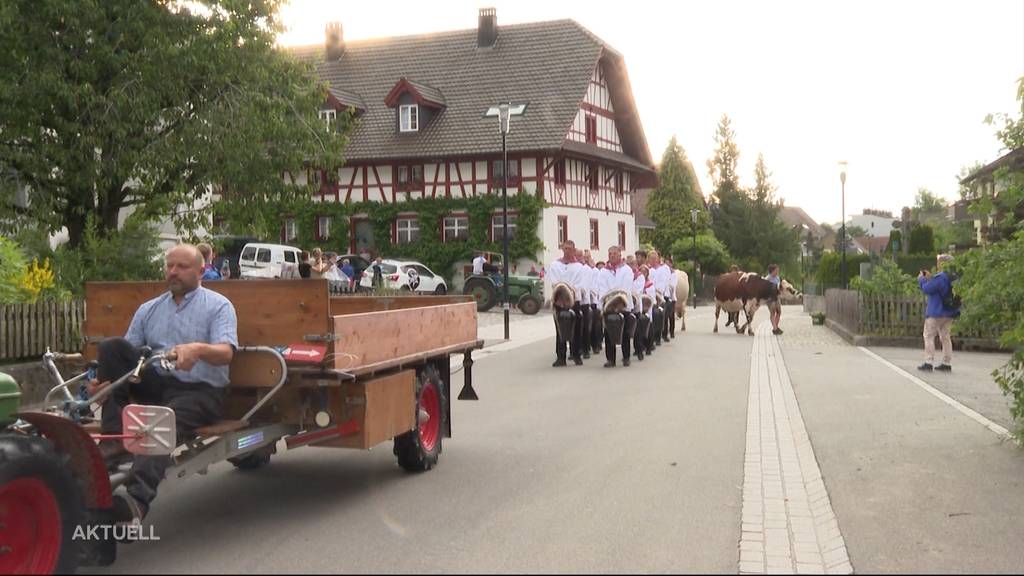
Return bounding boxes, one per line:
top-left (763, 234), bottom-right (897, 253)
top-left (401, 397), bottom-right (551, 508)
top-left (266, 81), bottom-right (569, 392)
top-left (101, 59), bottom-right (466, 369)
top-left (739, 324), bottom-right (853, 575)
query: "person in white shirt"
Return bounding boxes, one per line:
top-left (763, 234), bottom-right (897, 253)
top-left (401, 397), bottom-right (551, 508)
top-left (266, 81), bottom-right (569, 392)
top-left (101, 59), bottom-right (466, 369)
top-left (640, 265), bottom-right (659, 356)
top-left (585, 252), bottom-right (603, 355)
top-left (575, 248), bottom-right (593, 360)
top-left (547, 241), bottom-right (585, 367)
top-left (665, 259), bottom-right (679, 340)
top-left (648, 250), bottom-right (671, 347)
top-left (629, 258), bottom-right (649, 362)
top-left (597, 245), bottom-right (635, 367)
top-left (472, 253), bottom-right (486, 276)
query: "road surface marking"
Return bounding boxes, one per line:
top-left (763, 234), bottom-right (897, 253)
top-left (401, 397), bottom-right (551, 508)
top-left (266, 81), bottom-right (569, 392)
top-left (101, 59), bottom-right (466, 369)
top-left (857, 346), bottom-right (1014, 442)
top-left (739, 324), bottom-right (853, 575)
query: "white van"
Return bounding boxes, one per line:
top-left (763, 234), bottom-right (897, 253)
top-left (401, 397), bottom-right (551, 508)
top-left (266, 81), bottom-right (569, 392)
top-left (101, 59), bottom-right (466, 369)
top-left (238, 243), bottom-right (303, 279)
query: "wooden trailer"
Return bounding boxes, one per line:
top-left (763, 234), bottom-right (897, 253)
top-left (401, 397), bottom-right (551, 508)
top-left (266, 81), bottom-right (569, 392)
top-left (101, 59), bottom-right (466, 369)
top-left (81, 279), bottom-right (482, 471)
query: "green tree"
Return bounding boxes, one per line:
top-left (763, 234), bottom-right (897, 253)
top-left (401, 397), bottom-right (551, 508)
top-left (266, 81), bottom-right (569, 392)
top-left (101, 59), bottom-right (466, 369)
top-left (707, 115), bottom-right (750, 261)
top-left (670, 233), bottom-right (733, 276)
top-left (983, 75), bottom-right (1024, 152)
top-left (908, 224), bottom-right (936, 254)
top-left (646, 137), bottom-right (706, 255)
top-left (747, 153), bottom-right (800, 274)
top-left (0, 0), bottom-right (351, 247)
top-left (0, 237), bottom-right (28, 304)
top-left (912, 188), bottom-right (948, 223)
top-left (954, 231), bottom-right (1024, 436)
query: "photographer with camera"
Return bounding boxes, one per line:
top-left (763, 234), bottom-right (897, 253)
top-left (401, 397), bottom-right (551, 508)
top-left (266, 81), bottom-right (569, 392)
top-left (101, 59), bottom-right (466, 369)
top-left (918, 253), bottom-right (960, 372)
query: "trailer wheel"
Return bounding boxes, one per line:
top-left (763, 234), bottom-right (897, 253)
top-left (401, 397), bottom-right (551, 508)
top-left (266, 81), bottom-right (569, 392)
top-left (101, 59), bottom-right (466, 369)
top-left (0, 434), bottom-right (84, 575)
top-left (394, 365), bottom-right (446, 472)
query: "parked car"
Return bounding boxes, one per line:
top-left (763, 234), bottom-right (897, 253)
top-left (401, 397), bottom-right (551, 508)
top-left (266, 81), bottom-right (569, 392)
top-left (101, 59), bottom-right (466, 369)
top-left (360, 259), bottom-right (448, 294)
top-left (238, 242), bottom-right (303, 279)
top-left (335, 254), bottom-right (372, 286)
top-left (212, 235), bottom-right (260, 279)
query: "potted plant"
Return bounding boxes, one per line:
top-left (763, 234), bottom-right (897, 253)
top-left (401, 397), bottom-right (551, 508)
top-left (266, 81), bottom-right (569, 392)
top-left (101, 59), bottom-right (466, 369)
top-left (811, 312), bottom-right (826, 326)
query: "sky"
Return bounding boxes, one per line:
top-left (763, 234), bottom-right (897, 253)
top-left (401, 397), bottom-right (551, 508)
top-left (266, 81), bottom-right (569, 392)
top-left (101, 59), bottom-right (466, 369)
top-left (276, 0), bottom-right (1024, 226)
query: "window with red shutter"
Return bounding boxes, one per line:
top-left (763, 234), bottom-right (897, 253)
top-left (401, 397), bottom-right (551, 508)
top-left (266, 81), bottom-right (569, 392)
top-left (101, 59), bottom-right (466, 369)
top-left (585, 115), bottom-right (597, 144)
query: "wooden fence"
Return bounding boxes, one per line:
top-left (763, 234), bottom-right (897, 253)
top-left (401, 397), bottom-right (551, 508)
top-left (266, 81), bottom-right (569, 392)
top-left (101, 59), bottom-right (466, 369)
top-left (0, 301), bottom-right (85, 362)
top-left (824, 289), bottom-right (1002, 345)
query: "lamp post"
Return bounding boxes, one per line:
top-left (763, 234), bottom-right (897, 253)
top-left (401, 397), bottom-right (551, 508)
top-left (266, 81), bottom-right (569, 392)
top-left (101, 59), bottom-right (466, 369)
top-left (690, 208), bottom-right (698, 309)
top-left (800, 224), bottom-right (809, 293)
top-left (484, 102), bottom-right (527, 340)
top-left (838, 161), bottom-right (848, 289)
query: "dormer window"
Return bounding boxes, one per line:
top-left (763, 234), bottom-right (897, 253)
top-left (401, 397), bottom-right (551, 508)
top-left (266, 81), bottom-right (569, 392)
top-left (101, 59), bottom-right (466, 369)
top-left (400, 104), bottom-right (419, 132)
top-left (386, 78), bottom-right (444, 135)
top-left (319, 109), bottom-right (337, 128)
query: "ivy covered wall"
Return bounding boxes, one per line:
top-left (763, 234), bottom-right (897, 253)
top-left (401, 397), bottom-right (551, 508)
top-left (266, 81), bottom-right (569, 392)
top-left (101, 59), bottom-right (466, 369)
top-left (248, 194), bottom-right (546, 283)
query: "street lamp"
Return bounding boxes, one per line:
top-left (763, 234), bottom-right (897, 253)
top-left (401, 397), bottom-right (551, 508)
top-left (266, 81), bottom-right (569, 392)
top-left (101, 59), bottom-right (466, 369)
top-left (690, 208), bottom-right (699, 309)
top-left (484, 102), bottom-right (527, 340)
top-left (838, 161), bottom-right (848, 289)
top-left (800, 224), bottom-right (810, 293)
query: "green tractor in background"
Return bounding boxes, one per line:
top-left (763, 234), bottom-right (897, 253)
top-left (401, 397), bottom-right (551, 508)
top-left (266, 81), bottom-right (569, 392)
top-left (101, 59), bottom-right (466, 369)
top-left (462, 251), bottom-right (544, 315)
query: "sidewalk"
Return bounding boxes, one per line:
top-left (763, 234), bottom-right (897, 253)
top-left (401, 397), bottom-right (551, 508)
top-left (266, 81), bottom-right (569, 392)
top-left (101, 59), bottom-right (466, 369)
top-left (778, 314), bottom-right (1024, 573)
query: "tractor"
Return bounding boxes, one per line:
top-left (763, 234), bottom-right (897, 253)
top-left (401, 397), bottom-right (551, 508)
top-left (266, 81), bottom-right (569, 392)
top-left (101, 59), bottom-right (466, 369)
top-left (462, 251), bottom-right (544, 315)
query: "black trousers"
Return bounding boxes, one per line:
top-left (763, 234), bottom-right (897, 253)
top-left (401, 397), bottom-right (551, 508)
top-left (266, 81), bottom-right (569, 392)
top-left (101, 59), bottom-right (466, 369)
top-left (651, 304), bottom-right (665, 346)
top-left (634, 311), bottom-right (651, 356)
top-left (553, 305), bottom-right (580, 361)
top-left (570, 303), bottom-right (585, 360)
top-left (581, 304), bottom-right (593, 355)
top-left (98, 338), bottom-right (224, 507)
top-left (603, 312), bottom-right (634, 364)
top-left (590, 304), bottom-right (603, 352)
top-left (664, 300), bottom-right (676, 339)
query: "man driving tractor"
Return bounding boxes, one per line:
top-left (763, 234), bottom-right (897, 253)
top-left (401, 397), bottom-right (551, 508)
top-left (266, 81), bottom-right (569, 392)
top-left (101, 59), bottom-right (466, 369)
top-left (90, 244), bottom-right (238, 526)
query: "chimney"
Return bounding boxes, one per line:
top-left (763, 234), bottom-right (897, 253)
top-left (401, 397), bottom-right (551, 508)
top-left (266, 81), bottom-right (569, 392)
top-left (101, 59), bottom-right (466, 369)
top-left (325, 22), bottom-right (344, 61)
top-left (477, 8), bottom-right (497, 48)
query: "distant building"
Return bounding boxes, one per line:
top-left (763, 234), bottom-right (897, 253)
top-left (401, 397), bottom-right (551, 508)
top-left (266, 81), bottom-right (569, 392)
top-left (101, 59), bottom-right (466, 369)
top-left (286, 10), bottom-right (657, 292)
top-left (960, 147), bottom-right (1024, 245)
top-left (848, 209), bottom-right (896, 238)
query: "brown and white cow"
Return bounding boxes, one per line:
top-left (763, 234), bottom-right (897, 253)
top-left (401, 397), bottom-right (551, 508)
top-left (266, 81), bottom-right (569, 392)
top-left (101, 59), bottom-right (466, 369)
top-left (713, 272), bottom-right (780, 336)
top-left (673, 269), bottom-right (690, 331)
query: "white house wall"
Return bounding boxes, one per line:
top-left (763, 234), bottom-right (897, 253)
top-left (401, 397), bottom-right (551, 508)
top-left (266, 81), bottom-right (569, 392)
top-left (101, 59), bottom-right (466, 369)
top-left (566, 64), bottom-right (623, 153)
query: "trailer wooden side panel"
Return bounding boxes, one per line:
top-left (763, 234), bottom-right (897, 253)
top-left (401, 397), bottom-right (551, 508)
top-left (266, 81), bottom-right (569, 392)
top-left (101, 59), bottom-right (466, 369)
top-left (331, 302), bottom-right (477, 371)
top-left (314, 370), bottom-right (417, 450)
top-left (328, 294), bottom-right (471, 316)
top-left (83, 280), bottom-right (331, 360)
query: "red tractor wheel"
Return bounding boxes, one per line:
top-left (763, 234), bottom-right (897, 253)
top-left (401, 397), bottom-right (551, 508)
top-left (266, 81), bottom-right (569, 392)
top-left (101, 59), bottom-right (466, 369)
top-left (394, 365), bottom-right (447, 472)
top-left (0, 434), bottom-right (84, 575)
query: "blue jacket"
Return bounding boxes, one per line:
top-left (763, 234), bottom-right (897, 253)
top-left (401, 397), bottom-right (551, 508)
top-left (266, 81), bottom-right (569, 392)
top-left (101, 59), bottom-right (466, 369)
top-left (919, 272), bottom-right (956, 318)
top-left (201, 265), bottom-right (222, 281)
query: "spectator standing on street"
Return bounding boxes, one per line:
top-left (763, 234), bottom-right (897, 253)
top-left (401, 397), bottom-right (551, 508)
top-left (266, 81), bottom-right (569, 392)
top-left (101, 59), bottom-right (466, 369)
top-left (298, 251), bottom-right (312, 279)
top-left (197, 243), bottom-right (222, 281)
top-left (766, 264), bottom-right (783, 335)
top-left (341, 259), bottom-right (355, 289)
top-left (918, 254), bottom-right (960, 372)
top-left (310, 248), bottom-right (329, 279)
top-left (372, 257), bottom-right (384, 288)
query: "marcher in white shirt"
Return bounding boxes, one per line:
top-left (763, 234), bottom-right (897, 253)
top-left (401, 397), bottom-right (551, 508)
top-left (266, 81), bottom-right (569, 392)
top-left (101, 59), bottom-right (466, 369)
top-left (586, 254), bottom-right (603, 355)
top-left (665, 259), bottom-right (679, 340)
top-left (596, 245), bottom-right (635, 367)
top-left (628, 258), bottom-right (649, 362)
top-left (547, 241), bottom-right (586, 366)
top-left (648, 251), bottom-right (671, 347)
top-left (576, 248), bottom-right (593, 360)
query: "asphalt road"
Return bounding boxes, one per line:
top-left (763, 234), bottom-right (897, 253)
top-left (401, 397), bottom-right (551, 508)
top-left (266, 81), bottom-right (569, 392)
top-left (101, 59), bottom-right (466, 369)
top-left (85, 308), bottom-right (755, 574)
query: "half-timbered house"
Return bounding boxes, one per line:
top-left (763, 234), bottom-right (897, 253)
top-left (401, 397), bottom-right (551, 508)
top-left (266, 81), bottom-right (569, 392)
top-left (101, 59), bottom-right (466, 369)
top-left (288, 9), bottom-right (656, 288)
